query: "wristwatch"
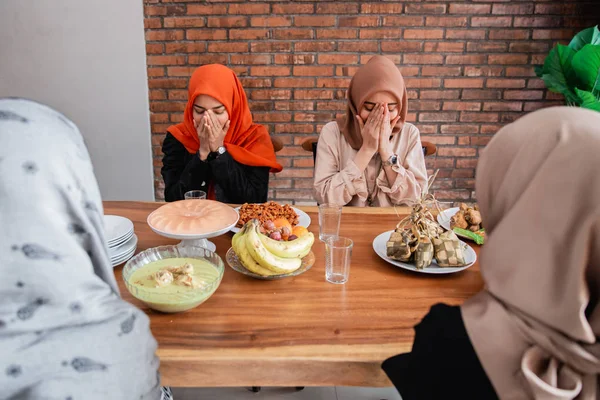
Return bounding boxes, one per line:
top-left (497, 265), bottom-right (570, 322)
top-left (208, 146), bottom-right (227, 161)
top-left (383, 154), bottom-right (398, 167)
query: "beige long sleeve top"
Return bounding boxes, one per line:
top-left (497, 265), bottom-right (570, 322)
top-left (313, 121), bottom-right (427, 206)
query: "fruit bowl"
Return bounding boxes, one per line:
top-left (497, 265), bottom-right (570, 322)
top-left (226, 248), bottom-right (315, 280)
top-left (123, 245), bottom-right (224, 313)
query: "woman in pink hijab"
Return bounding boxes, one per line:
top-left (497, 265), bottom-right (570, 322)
top-left (313, 56), bottom-right (427, 206)
top-left (383, 106), bottom-right (600, 399)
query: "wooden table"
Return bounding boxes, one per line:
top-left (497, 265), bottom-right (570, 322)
top-left (104, 201), bottom-right (483, 388)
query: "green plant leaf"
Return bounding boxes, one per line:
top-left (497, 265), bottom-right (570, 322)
top-left (569, 25), bottom-right (600, 51)
top-left (571, 44), bottom-right (600, 93)
top-left (534, 65), bottom-right (544, 77)
top-left (538, 44), bottom-right (577, 99)
top-left (542, 74), bottom-right (580, 105)
top-left (575, 88), bottom-right (600, 111)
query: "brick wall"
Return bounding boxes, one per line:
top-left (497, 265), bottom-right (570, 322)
top-left (144, 0), bottom-right (598, 203)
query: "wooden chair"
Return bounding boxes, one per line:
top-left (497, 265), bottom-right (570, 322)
top-left (300, 137), bottom-right (436, 163)
top-left (271, 136), bottom-right (283, 153)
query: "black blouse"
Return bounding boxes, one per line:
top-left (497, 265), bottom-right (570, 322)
top-left (161, 132), bottom-right (270, 203)
top-left (382, 303), bottom-right (498, 400)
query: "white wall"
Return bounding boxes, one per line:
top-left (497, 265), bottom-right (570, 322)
top-left (0, 0), bottom-right (155, 201)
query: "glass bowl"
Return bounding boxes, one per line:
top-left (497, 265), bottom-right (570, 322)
top-left (225, 248), bottom-right (315, 280)
top-left (123, 245), bottom-right (224, 313)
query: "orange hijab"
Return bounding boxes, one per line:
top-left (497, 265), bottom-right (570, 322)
top-left (167, 64), bottom-right (282, 173)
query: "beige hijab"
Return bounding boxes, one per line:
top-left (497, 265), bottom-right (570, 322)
top-left (462, 107), bottom-right (600, 399)
top-left (338, 55), bottom-right (408, 151)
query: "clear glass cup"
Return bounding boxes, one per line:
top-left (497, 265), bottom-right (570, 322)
top-left (325, 237), bottom-right (353, 284)
top-left (318, 203), bottom-right (342, 242)
top-left (184, 190), bottom-right (207, 200)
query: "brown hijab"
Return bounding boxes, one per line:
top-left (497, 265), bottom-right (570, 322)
top-left (338, 56), bottom-right (408, 151)
top-left (462, 107), bottom-right (600, 399)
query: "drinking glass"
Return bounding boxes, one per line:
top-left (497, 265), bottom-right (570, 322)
top-left (325, 237), bottom-right (353, 284)
top-left (318, 203), bottom-right (342, 242)
top-left (184, 190), bottom-right (207, 200)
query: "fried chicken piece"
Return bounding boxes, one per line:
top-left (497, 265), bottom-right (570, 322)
top-left (459, 203), bottom-right (469, 212)
top-left (450, 212), bottom-right (468, 230)
top-left (465, 209), bottom-right (482, 225)
top-left (469, 224), bottom-right (481, 232)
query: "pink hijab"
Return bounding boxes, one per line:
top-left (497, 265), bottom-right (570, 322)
top-left (462, 107), bottom-right (600, 399)
top-left (338, 56), bottom-right (408, 151)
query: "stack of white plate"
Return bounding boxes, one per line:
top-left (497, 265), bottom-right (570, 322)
top-left (104, 215), bottom-right (138, 267)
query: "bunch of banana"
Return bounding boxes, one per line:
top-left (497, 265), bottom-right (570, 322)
top-left (231, 219), bottom-right (314, 276)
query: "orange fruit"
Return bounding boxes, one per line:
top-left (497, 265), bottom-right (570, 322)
top-left (273, 218), bottom-right (292, 231)
top-left (292, 226), bottom-right (309, 237)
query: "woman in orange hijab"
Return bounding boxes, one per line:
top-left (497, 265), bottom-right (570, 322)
top-left (313, 56), bottom-right (427, 206)
top-left (162, 64), bottom-right (282, 202)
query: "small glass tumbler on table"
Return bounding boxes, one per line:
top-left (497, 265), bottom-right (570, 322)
top-left (184, 190), bottom-right (207, 200)
top-left (318, 203), bottom-right (342, 242)
top-left (325, 237), bottom-right (353, 284)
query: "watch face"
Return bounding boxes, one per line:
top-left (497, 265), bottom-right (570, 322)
top-left (217, 146), bottom-right (226, 155)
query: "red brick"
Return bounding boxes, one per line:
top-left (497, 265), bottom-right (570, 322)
top-left (273, 29), bottom-right (313, 40)
top-left (451, 169), bottom-right (475, 178)
top-left (360, 29), bottom-right (403, 39)
top-left (207, 42), bottom-right (248, 53)
top-left (294, 90), bottom-right (334, 100)
top-left (317, 3), bottom-right (359, 14)
top-left (382, 16), bottom-right (424, 27)
top-left (422, 66), bottom-right (462, 76)
top-left (207, 16), bottom-right (247, 28)
top-left (426, 16), bottom-right (468, 27)
top-left (471, 17), bottom-right (512, 27)
top-left (148, 67), bottom-right (165, 77)
top-left (186, 4), bottom-right (227, 15)
top-left (534, 4), bottom-right (578, 15)
top-left (316, 29), bottom-right (357, 39)
top-left (151, 102), bottom-right (185, 113)
top-left (419, 112), bottom-right (458, 122)
top-left (446, 55), bottom-right (486, 64)
top-left (250, 89), bottom-right (291, 100)
top-left (460, 112), bottom-right (499, 123)
top-left (149, 90), bottom-right (167, 101)
top-left (239, 78), bottom-right (272, 88)
top-left (403, 54), bottom-right (444, 64)
top-left (361, 3), bottom-right (403, 13)
top-left (294, 112), bottom-right (335, 123)
top-left (318, 54), bottom-right (358, 65)
top-left (381, 42), bottom-right (422, 52)
top-left (145, 5), bottom-right (166, 16)
top-left (441, 125), bottom-right (480, 134)
top-left (293, 66), bottom-right (334, 76)
top-left (274, 54), bottom-right (315, 65)
top-left (230, 66), bottom-right (248, 77)
top-left (489, 30), bottom-right (530, 40)
top-left (418, 125), bottom-right (439, 134)
top-left (250, 66), bottom-right (291, 77)
top-left (446, 29), bottom-right (486, 39)
top-left (444, 78), bottom-right (484, 88)
top-left (147, 55), bottom-right (186, 66)
top-left (166, 89), bottom-right (188, 100)
top-left (316, 78), bottom-right (351, 88)
top-left (514, 17), bottom-right (562, 28)
top-left (338, 41), bottom-right (379, 52)
top-left (504, 90), bottom-right (544, 100)
top-left (339, 17), bottom-right (379, 28)
top-left (361, 54), bottom-right (402, 65)
top-left (466, 42), bottom-right (507, 52)
top-left (410, 101), bottom-right (442, 111)
top-left (395, 66), bottom-right (420, 76)
top-left (166, 66), bottom-right (196, 76)
top-left (230, 54), bottom-right (271, 65)
top-left (272, 4), bottom-right (314, 14)
top-left (406, 4), bottom-right (447, 14)
top-left (146, 43), bottom-right (164, 54)
top-left (443, 101), bottom-right (482, 111)
top-left (420, 90), bottom-right (461, 100)
top-left (145, 18), bottom-right (162, 29)
top-left (455, 159), bottom-right (478, 169)
top-left (294, 16), bottom-right (336, 27)
top-left (253, 112), bottom-right (292, 123)
top-left (404, 29), bottom-right (444, 40)
top-left (523, 101), bottom-right (563, 112)
top-left (165, 42), bottom-right (206, 53)
top-left (509, 42), bottom-right (550, 53)
top-left (527, 80), bottom-right (547, 89)
top-left (250, 42), bottom-right (291, 53)
top-left (464, 66), bottom-right (504, 77)
top-left (185, 30), bottom-right (226, 40)
top-left (424, 42), bottom-right (465, 52)
top-left (228, 3), bottom-right (269, 14)
top-left (315, 101), bottom-right (345, 111)
top-left (437, 147), bottom-right (477, 157)
top-left (188, 54), bottom-right (228, 65)
top-left (295, 41), bottom-right (336, 52)
top-left (488, 54), bottom-right (528, 65)
top-left (500, 113), bottom-right (522, 123)
top-left (486, 79), bottom-right (526, 88)
top-left (470, 137), bottom-right (492, 146)
top-left (532, 29), bottom-right (575, 40)
top-left (462, 90), bottom-right (502, 100)
top-left (482, 102), bottom-right (523, 111)
top-left (163, 17), bottom-right (205, 28)
top-left (479, 124), bottom-right (503, 135)
top-left (276, 101), bottom-right (315, 111)
top-left (145, 30), bottom-right (184, 41)
top-left (250, 16), bottom-right (291, 27)
top-left (448, 4), bottom-right (491, 14)
top-left (492, 4), bottom-right (534, 14)
top-left (275, 124), bottom-right (314, 134)
top-left (421, 135), bottom-right (456, 145)
top-left (505, 67), bottom-right (536, 77)
top-left (229, 29), bottom-right (270, 40)
top-left (269, 179), bottom-right (293, 188)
